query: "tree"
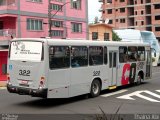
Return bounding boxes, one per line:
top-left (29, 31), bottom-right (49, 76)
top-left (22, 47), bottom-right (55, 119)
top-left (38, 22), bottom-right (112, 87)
top-left (112, 31), bottom-right (122, 41)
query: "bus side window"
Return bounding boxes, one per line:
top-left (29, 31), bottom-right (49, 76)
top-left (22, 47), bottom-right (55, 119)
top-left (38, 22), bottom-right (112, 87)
top-left (89, 46), bottom-right (103, 66)
top-left (49, 46), bottom-right (70, 69)
top-left (128, 46), bottom-right (137, 62)
top-left (71, 46), bottom-right (88, 67)
top-left (138, 47), bottom-right (145, 61)
top-left (119, 46), bottom-right (128, 63)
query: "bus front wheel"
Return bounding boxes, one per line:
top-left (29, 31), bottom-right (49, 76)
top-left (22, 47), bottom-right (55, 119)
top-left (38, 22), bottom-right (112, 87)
top-left (90, 80), bottom-right (101, 98)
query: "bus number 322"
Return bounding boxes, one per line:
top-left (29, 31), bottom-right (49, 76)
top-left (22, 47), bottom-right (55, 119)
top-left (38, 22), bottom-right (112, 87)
top-left (19, 70), bottom-right (30, 76)
top-left (93, 71), bottom-right (100, 76)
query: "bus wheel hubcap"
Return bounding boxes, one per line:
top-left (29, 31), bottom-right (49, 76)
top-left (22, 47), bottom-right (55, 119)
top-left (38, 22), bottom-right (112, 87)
top-left (93, 83), bottom-right (99, 94)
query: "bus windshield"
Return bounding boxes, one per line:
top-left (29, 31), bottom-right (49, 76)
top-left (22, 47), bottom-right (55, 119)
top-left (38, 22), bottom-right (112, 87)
top-left (10, 41), bottom-right (43, 62)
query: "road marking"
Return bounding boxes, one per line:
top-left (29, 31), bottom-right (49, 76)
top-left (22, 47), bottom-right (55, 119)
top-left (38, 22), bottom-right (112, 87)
top-left (156, 90), bottom-right (160, 92)
top-left (101, 89), bottom-right (128, 97)
top-left (117, 90), bottom-right (160, 103)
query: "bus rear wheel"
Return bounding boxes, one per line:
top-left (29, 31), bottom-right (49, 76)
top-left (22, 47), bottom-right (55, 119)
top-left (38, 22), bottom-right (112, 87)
top-left (90, 80), bottom-right (101, 98)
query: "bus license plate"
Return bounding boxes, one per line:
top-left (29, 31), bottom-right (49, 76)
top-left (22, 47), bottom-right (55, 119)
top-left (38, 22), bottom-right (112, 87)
top-left (21, 80), bottom-right (28, 85)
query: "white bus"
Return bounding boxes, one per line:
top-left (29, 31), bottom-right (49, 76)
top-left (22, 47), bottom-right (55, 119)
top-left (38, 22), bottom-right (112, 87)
top-left (7, 38), bottom-right (152, 98)
top-left (141, 31), bottom-right (160, 66)
top-left (114, 29), bottom-right (160, 66)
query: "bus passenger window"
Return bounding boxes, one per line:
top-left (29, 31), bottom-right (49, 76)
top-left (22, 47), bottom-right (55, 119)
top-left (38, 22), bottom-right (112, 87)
top-left (89, 46), bottom-right (103, 66)
top-left (138, 47), bottom-right (145, 61)
top-left (71, 46), bottom-right (88, 68)
top-left (49, 46), bottom-right (70, 69)
top-left (119, 46), bottom-right (128, 63)
top-left (128, 46), bottom-right (137, 62)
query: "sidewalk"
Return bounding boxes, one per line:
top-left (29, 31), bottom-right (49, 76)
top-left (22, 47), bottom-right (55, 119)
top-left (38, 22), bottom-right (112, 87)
top-left (0, 80), bottom-right (7, 87)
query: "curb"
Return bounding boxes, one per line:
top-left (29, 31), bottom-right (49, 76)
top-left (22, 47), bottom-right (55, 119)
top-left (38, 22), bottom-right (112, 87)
top-left (0, 81), bottom-right (7, 87)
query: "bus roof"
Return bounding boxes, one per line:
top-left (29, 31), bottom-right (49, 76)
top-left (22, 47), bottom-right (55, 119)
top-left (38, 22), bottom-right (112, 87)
top-left (11, 38), bottom-right (150, 47)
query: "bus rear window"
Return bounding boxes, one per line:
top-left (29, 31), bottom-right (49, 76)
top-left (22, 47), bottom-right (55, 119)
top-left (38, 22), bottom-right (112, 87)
top-left (10, 41), bottom-right (43, 62)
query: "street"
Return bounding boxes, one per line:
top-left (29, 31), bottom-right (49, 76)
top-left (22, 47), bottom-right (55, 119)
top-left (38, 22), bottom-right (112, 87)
top-left (0, 67), bottom-right (160, 119)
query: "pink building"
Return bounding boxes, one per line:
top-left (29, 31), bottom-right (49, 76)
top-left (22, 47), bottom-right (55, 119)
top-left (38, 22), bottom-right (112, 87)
top-left (0, 0), bottom-right (88, 81)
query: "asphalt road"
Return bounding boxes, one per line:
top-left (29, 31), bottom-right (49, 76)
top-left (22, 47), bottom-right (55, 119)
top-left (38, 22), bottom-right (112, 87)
top-left (0, 67), bottom-right (160, 120)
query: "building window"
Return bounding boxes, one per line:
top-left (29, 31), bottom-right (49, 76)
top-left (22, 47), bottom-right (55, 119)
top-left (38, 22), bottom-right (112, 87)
top-left (155, 27), bottom-right (160, 31)
top-left (0, 0), bottom-right (5, 5)
top-left (27, 19), bottom-right (43, 30)
top-left (155, 15), bottom-right (160, 20)
top-left (141, 21), bottom-right (144, 25)
top-left (141, 10), bottom-right (144, 14)
top-left (71, 0), bottom-right (81, 9)
top-left (107, 9), bottom-right (112, 14)
top-left (120, 18), bottom-right (125, 23)
top-left (27, 0), bottom-right (42, 2)
top-left (120, 8), bottom-right (125, 13)
top-left (135, 11), bottom-right (137, 15)
top-left (0, 0), bottom-right (16, 5)
top-left (108, 19), bottom-right (113, 24)
top-left (120, 0), bottom-right (125, 2)
top-left (52, 20), bottom-right (63, 27)
top-left (51, 4), bottom-right (62, 11)
top-left (135, 0), bottom-right (137, 4)
top-left (154, 4), bottom-right (160, 9)
top-left (107, 0), bottom-right (112, 3)
top-left (92, 32), bottom-right (98, 40)
top-left (104, 33), bottom-right (109, 41)
top-left (71, 23), bottom-right (82, 33)
top-left (136, 21), bottom-right (137, 25)
top-left (55, 0), bottom-right (63, 2)
top-left (51, 30), bottom-right (63, 37)
top-left (141, 0), bottom-right (143, 4)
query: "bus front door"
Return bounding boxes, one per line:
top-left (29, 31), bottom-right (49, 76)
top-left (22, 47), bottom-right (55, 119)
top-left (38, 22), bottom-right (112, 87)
top-left (109, 51), bottom-right (118, 88)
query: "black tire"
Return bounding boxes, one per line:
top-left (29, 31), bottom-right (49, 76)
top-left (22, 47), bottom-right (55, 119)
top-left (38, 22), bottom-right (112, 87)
top-left (137, 75), bottom-right (142, 85)
top-left (90, 80), bottom-right (101, 98)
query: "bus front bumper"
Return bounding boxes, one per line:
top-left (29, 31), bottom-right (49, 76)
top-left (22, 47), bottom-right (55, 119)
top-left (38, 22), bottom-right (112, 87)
top-left (7, 84), bottom-right (48, 98)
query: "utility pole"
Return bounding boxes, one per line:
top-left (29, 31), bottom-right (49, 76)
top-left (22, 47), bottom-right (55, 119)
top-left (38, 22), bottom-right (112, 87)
top-left (48, 0), bottom-right (52, 37)
top-left (48, 0), bottom-right (77, 37)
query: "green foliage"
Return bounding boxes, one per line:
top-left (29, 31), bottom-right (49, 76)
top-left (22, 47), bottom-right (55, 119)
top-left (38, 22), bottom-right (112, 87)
top-left (112, 31), bottom-right (122, 41)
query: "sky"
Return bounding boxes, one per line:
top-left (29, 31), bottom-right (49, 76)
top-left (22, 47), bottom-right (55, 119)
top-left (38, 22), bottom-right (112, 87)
top-left (88, 0), bottom-right (101, 23)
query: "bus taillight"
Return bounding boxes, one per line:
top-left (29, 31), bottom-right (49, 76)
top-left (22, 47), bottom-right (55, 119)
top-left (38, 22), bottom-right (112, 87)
top-left (41, 77), bottom-right (45, 81)
top-left (7, 73), bottom-right (10, 81)
top-left (7, 73), bottom-right (11, 85)
top-left (39, 77), bottom-right (45, 89)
